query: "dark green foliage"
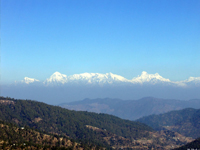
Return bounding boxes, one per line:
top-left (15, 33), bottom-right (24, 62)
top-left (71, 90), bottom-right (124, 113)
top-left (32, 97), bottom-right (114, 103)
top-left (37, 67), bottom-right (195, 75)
top-left (0, 120), bottom-right (103, 149)
top-left (137, 108), bottom-right (200, 138)
top-left (0, 96), bottom-right (152, 148)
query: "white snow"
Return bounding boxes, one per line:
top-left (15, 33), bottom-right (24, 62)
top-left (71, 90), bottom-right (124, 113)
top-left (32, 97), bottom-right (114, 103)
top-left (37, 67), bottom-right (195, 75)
top-left (185, 77), bottom-right (200, 82)
top-left (178, 76), bottom-right (200, 86)
top-left (131, 71), bottom-right (171, 84)
top-left (22, 77), bottom-right (40, 84)
top-left (43, 71), bottom-right (68, 85)
top-left (67, 72), bottom-right (128, 84)
top-left (20, 71), bottom-right (200, 87)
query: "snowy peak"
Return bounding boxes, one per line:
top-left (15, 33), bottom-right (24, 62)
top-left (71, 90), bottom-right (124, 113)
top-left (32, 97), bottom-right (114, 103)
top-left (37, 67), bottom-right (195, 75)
top-left (51, 71), bottom-right (67, 79)
top-left (42, 72), bottom-right (129, 85)
top-left (19, 71), bottom-right (200, 87)
top-left (68, 72), bottom-right (128, 84)
top-left (131, 71), bottom-right (170, 84)
top-left (68, 73), bottom-right (98, 80)
top-left (21, 77), bottom-right (40, 84)
top-left (105, 72), bottom-right (128, 82)
top-left (44, 71), bottom-right (67, 85)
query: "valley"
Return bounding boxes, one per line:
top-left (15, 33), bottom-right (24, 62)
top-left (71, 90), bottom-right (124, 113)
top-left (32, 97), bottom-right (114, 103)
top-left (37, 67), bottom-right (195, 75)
top-left (61, 97), bottom-right (200, 120)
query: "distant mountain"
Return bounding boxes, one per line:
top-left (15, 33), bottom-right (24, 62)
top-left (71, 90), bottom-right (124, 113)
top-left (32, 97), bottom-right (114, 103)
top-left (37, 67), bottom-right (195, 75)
top-left (44, 71), bottom-right (68, 85)
top-left (15, 71), bottom-right (200, 87)
top-left (137, 108), bottom-right (200, 139)
top-left (7, 72), bottom-right (200, 104)
top-left (131, 71), bottom-right (171, 84)
top-left (60, 97), bottom-right (200, 120)
top-left (0, 97), bottom-right (193, 149)
top-left (43, 72), bottom-right (129, 86)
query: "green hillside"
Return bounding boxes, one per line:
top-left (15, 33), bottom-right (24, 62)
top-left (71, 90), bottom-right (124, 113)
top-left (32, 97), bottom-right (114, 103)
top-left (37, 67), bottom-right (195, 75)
top-left (0, 120), bottom-right (102, 150)
top-left (0, 97), bottom-right (194, 149)
top-left (137, 108), bottom-right (200, 138)
top-left (0, 97), bottom-right (152, 148)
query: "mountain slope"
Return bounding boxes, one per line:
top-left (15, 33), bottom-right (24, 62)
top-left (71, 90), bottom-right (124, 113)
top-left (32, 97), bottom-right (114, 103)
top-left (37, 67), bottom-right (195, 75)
top-left (0, 97), bottom-right (193, 149)
top-left (61, 97), bottom-right (200, 120)
top-left (137, 108), bottom-right (200, 138)
top-left (0, 120), bottom-right (98, 150)
top-left (0, 97), bottom-right (152, 149)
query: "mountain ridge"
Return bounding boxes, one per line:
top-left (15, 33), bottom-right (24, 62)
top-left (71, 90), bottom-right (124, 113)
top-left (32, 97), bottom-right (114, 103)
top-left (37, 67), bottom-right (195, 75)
top-left (60, 97), bottom-right (200, 120)
top-left (137, 108), bottom-right (200, 139)
top-left (17, 71), bottom-right (200, 87)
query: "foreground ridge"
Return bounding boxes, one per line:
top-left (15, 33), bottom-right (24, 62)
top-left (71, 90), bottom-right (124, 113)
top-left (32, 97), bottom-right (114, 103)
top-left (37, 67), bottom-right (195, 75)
top-left (0, 96), bottom-right (194, 149)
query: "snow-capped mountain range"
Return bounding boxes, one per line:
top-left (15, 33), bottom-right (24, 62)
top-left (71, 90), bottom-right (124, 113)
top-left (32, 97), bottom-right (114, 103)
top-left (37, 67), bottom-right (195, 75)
top-left (43, 72), bottom-right (129, 85)
top-left (19, 71), bottom-right (200, 87)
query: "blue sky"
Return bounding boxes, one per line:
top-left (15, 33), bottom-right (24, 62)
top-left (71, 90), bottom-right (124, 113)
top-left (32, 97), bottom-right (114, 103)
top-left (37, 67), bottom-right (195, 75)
top-left (1, 0), bottom-right (200, 84)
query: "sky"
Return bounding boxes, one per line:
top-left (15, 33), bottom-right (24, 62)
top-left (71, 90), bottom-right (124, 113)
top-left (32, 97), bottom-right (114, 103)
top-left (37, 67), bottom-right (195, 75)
top-left (1, 0), bottom-right (200, 84)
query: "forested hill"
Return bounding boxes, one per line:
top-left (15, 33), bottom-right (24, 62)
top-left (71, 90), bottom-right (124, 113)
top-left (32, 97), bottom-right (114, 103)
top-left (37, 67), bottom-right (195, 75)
top-left (0, 97), bottom-right (194, 149)
top-left (0, 120), bottom-right (99, 150)
top-left (0, 97), bottom-right (151, 148)
top-left (137, 108), bottom-right (200, 138)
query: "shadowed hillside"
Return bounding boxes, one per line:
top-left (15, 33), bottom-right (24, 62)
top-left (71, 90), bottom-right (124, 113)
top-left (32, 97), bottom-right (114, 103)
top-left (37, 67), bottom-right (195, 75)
top-left (137, 108), bottom-right (200, 139)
